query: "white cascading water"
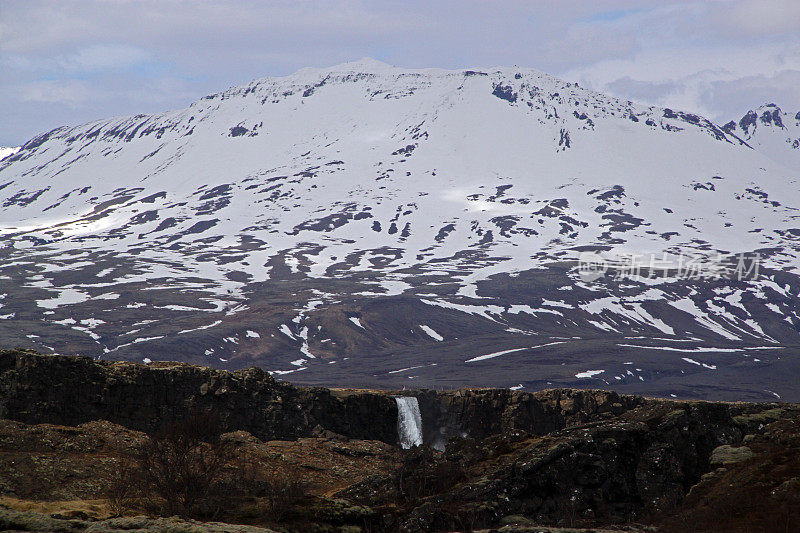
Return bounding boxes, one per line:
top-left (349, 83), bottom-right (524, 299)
top-left (395, 396), bottom-right (423, 449)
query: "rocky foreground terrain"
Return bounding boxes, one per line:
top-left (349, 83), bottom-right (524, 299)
top-left (0, 348), bottom-right (799, 532)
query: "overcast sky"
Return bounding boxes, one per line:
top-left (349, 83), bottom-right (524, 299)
top-left (1, 0), bottom-right (799, 146)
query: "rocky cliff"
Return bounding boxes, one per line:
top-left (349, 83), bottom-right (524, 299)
top-left (0, 349), bottom-right (782, 448)
top-left (341, 399), bottom-right (756, 530)
top-left (0, 349), bottom-right (397, 443)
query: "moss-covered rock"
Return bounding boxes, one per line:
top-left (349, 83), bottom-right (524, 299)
top-left (0, 508), bottom-right (279, 532)
top-left (709, 444), bottom-right (754, 466)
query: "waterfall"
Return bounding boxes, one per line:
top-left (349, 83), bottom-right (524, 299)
top-left (395, 396), bottom-right (423, 449)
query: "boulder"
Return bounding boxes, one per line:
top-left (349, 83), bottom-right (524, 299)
top-left (709, 445), bottom-right (754, 466)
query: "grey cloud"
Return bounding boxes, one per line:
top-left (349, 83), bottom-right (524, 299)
top-left (605, 77), bottom-right (679, 105)
top-left (0, 0), bottom-right (798, 146)
top-left (721, 0), bottom-right (800, 38)
top-left (19, 79), bottom-right (92, 105)
top-left (58, 45), bottom-right (152, 72)
top-left (704, 69), bottom-right (800, 120)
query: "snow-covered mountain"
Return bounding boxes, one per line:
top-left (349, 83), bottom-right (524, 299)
top-left (1, 59), bottom-right (799, 400)
top-left (722, 103), bottom-right (800, 169)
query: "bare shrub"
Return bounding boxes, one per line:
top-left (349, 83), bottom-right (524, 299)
top-left (139, 409), bottom-right (235, 517)
top-left (104, 457), bottom-right (138, 517)
top-left (217, 458), bottom-right (307, 522)
top-left (262, 471), bottom-right (306, 521)
top-left (104, 408), bottom-right (237, 518)
top-left (105, 409), bottom-right (308, 523)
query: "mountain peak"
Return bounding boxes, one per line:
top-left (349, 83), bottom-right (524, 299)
top-left (720, 102), bottom-right (799, 167)
top-left (338, 57), bottom-right (395, 71)
top-left (288, 57), bottom-right (395, 80)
